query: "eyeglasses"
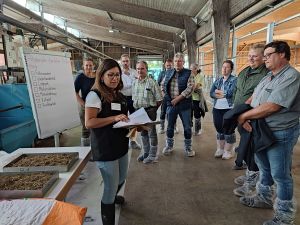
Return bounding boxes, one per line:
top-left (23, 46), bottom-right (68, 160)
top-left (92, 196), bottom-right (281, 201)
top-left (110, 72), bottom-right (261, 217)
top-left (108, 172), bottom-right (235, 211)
top-left (107, 73), bottom-right (120, 79)
top-left (263, 52), bottom-right (277, 60)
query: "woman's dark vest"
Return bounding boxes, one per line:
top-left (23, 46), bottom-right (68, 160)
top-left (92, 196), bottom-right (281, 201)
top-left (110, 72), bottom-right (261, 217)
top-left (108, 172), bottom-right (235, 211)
top-left (163, 68), bottom-right (192, 110)
top-left (90, 90), bottom-right (129, 161)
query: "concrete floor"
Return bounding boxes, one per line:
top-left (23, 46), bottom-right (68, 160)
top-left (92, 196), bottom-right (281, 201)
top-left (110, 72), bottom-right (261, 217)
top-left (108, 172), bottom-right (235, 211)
top-left (37, 109), bottom-right (300, 225)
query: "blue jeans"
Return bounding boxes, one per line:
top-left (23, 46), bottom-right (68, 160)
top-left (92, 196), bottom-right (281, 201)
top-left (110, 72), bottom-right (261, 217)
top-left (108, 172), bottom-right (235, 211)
top-left (166, 104), bottom-right (191, 139)
top-left (255, 124), bottom-right (299, 200)
top-left (95, 153), bottom-right (129, 204)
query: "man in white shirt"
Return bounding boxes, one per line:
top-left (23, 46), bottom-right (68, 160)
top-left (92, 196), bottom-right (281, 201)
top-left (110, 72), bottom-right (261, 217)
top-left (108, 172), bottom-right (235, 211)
top-left (120, 54), bottom-right (141, 150)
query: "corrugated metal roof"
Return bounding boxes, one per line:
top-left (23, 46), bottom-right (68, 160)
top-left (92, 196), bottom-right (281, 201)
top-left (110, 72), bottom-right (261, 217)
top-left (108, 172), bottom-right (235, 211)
top-left (120, 0), bottom-right (206, 16)
top-left (110, 14), bottom-right (182, 33)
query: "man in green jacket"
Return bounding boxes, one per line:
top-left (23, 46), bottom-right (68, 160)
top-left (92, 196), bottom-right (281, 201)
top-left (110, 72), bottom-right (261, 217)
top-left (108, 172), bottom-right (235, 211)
top-left (234, 44), bottom-right (269, 106)
top-left (233, 43), bottom-right (268, 197)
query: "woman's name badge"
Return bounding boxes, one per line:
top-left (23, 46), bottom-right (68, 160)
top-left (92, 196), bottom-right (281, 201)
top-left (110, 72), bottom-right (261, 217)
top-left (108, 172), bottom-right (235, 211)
top-left (111, 103), bottom-right (121, 111)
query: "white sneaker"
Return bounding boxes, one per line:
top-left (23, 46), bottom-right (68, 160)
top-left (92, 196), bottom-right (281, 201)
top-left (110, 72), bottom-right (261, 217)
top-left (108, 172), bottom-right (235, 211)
top-left (214, 149), bottom-right (224, 158)
top-left (222, 150), bottom-right (233, 160)
top-left (186, 150), bottom-right (195, 157)
top-left (194, 129), bottom-right (202, 136)
top-left (162, 146), bottom-right (173, 155)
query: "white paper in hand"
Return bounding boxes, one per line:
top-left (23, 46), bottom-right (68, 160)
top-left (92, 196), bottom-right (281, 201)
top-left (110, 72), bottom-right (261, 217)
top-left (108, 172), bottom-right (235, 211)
top-left (113, 108), bottom-right (152, 128)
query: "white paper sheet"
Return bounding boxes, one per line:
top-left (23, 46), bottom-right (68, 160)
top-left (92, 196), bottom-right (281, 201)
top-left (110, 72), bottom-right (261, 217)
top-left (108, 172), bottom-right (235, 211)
top-left (113, 108), bottom-right (157, 128)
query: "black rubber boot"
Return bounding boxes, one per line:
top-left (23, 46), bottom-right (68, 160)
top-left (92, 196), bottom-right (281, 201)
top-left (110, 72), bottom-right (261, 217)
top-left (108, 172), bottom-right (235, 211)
top-left (101, 202), bottom-right (115, 225)
top-left (115, 182), bottom-right (125, 205)
top-left (115, 196), bottom-right (125, 205)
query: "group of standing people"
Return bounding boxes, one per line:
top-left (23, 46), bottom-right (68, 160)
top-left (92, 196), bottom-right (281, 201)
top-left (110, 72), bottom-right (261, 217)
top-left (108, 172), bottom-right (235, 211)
top-left (74, 52), bottom-right (207, 224)
top-left (74, 40), bottom-right (299, 225)
top-left (238, 41), bottom-right (300, 225)
top-left (74, 54), bottom-right (140, 225)
top-left (210, 41), bottom-right (300, 225)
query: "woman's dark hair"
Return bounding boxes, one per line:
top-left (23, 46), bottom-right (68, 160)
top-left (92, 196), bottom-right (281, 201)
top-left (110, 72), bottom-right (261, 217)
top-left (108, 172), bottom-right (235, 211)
top-left (264, 41), bottom-right (290, 61)
top-left (92, 58), bottom-right (123, 103)
top-left (223, 60), bottom-right (234, 70)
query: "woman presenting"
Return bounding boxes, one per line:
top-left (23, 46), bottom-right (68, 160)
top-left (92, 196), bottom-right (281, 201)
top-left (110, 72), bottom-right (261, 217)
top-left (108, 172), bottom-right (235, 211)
top-left (85, 58), bottom-right (129, 225)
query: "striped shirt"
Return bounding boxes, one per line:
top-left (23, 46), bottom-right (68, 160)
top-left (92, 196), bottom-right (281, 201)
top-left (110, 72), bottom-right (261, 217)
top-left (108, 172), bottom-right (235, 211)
top-left (132, 76), bottom-right (162, 109)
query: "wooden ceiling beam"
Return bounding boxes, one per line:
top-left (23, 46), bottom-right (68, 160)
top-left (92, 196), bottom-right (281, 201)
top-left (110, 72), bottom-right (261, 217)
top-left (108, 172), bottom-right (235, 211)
top-left (69, 21), bottom-right (170, 50)
top-left (44, 7), bottom-right (174, 43)
top-left (61, 0), bottom-right (185, 29)
top-left (110, 20), bottom-right (174, 43)
top-left (84, 33), bottom-right (164, 55)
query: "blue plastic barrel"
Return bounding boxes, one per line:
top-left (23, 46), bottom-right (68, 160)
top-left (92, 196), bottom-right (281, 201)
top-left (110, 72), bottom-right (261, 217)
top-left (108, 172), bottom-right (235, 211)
top-left (0, 84), bottom-right (37, 153)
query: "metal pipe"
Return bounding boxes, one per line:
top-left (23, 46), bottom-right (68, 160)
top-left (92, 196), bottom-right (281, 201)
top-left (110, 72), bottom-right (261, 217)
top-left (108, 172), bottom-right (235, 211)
top-left (0, 104), bottom-right (23, 113)
top-left (0, 13), bottom-right (104, 58)
top-left (277, 12), bottom-right (300, 25)
top-left (238, 26), bottom-right (268, 40)
top-left (39, 21), bottom-right (111, 58)
top-left (3, 0), bottom-right (111, 58)
top-left (239, 12), bottom-right (300, 40)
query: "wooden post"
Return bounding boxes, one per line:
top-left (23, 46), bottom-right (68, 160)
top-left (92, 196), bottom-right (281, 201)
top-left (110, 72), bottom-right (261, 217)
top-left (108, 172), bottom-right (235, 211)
top-left (183, 16), bottom-right (197, 67)
top-left (173, 33), bottom-right (182, 54)
top-left (40, 3), bottom-right (48, 50)
top-left (211, 0), bottom-right (230, 78)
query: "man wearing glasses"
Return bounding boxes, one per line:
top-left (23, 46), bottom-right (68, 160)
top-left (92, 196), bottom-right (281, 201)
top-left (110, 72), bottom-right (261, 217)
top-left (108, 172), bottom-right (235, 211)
top-left (237, 41), bottom-right (300, 225)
